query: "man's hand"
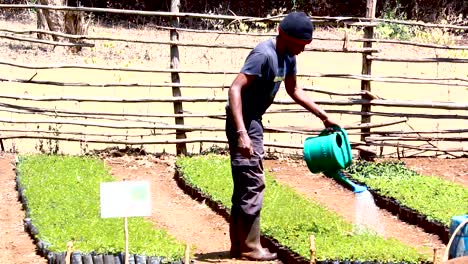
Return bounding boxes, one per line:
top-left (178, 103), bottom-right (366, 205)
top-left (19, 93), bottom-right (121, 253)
top-left (237, 131), bottom-right (254, 158)
top-left (322, 117), bottom-right (340, 129)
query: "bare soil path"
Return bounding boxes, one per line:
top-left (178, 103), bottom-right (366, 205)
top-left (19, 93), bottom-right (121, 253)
top-left (0, 153), bottom-right (47, 264)
top-left (1, 152), bottom-right (467, 263)
top-left (104, 154), bottom-right (272, 264)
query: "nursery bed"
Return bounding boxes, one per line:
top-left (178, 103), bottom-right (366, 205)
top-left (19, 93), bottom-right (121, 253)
top-left (174, 155), bottom-right (432, 264)
top-left (3, 152), bottom-right (466, 263)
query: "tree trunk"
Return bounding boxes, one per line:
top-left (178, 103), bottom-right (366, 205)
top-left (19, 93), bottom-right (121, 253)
top-left (36, 0), bottom-right (89, 53)
top-left (36, 0), bottom-right (65, 41)
top-left (64, 10), bottom-right (88, 52)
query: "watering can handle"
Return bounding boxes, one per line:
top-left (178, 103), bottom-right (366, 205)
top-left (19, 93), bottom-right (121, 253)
top-left (319, 126), bottom-right (343, 137)
top-left (318, 125), bottom-right (341, 137)
top-left (339, 127), bottom-right (352, 165)
top-left (319, 126), bottom-right (353, 164)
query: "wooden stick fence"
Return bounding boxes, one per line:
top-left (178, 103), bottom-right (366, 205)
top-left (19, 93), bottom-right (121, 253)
top-left (0, 1), bottom-right (466, 157)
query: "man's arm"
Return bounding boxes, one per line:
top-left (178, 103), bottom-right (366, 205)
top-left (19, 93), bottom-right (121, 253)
top-left (284, 74), bottom-right (339, 128)
top-left (228, 73), bottom-right (256, 157)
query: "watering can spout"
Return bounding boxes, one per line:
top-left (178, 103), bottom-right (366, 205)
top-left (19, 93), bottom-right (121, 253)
top-left (324, 171), bottom-right (367, 193)
top-left (303, 127), bottom-right (367, 193)
top-left (353, 184), bottom-right (368, 193)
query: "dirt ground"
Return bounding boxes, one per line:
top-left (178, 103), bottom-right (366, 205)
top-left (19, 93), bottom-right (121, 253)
top-left (1, 151), bottom-right (467, 264)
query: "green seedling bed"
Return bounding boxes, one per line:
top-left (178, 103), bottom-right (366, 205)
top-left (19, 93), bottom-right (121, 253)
top-left (176, 154), bottom-right (430, 264)
top-left (16, 154), bottom-right (186, 264)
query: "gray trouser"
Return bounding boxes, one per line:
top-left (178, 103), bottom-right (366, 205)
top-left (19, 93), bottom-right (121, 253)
top-left (226, 115), bottom-right (265, 216)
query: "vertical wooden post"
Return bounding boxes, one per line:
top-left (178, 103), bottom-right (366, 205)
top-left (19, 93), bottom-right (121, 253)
top-left (359, 0), bottom-right (377, 160)
top-left (170, 0), bottom-right (187, 156)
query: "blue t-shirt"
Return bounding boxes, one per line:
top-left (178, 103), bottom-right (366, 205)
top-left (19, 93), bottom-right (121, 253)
top-left (228, 38), bottom-right (297, 119)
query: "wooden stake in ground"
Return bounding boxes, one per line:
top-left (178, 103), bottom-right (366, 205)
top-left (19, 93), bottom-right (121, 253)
top-left (65, 240), bottom-right (74, 264)
top-left (124, 217), bottom-right (129, 264)
top-left (184, 243), bottom-right (190, 263)
top-left (309, 235), bottom-right (316, 264)
top-left (433, 247), bottom-right (439, 264)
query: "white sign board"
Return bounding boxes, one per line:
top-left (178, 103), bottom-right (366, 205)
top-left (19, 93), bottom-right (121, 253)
top-left (100, 181), bottom-right (151, 218)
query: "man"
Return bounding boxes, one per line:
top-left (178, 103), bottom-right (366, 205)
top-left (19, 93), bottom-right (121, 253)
top-left (225, 12), bottom-right (340, 261)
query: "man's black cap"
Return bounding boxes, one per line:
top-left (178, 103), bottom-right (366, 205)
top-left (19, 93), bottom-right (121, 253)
top-left (279, 12), bottom-right (314, 42)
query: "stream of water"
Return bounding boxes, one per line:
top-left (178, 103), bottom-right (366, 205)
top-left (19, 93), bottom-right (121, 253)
top-left (354, 190), bottom-right (386, 236)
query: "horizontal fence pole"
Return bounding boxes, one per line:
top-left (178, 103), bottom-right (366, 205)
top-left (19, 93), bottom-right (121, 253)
top-left (0, 117), bottom-right (408, 134)
top-left (0, 135), bottom-right (323, 150)
top-left (2, 75), bottom-right (466, 88)
top-left (1, 93), bottom-right (466, 110)
top-left (366, 136), bottom-right (468, 142)
top-left (0, 117), bottom-right (221, 131)
top-left (263, 118), bottom-right (408, 134)
top-left (4, 27), bottom-right (467, 51)
top-left (0, 4), bottom-right (277, 23)
top-left (2, 127), bottom-right (466, 139)
top-left (368, 56), bottom-right (468, 63)
top-left (0, 129), bottom-right (177, 137)
top-left (1, 135), bottom-right (465, 154)
top-left (309, 15), bottom-right (468, 30)
top-left (0, 134), bottom-right (301, 150)
top-left (1, 27), bottom-right (276, 38)
top-left (0, 104), bottom-right (225, 119)
top-left (267, 108), bottom-right (468, 120)
top-left (1, 64), bottom-right (466, 86)
top-left (0, 77), bottom-right (231, 89)
top-left (355, 38), bottom-right (468, 50)
top-left (365, 141), bottom-right (467, 152)
top-left (0, 134), bottom-right (229, 145)
top-left (0, 33), bottom-right (94, 47)
top-left (0, 134), bottom-right (383, 151)
top-left (372, 129), bottom-right (468, 135)
top-left (4, 101), bottom-right (467, 122)
top-left (274, 98), bottom-right (467, 110)
top-left (358, 99), bottom-right (468, 110)
top-left (0, 108), bottom-right (194, 123)
top-left (0, 33), bottom-right (378, 52)
top-left (367, 17), bottom-right (468, 30)
top-left (2, 128), bottom-right (465, 138)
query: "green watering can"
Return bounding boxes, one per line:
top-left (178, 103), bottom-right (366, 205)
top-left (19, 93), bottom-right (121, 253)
top-left (303, 126), bottom-right (353, 173)
top-left (303, 126), bottom-right (367, 193)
